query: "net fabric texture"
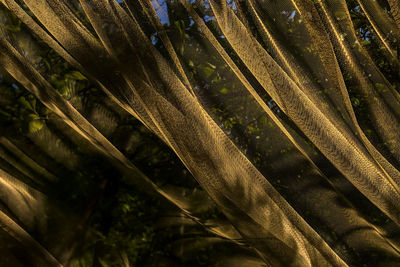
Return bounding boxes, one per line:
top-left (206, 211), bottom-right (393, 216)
top-left (0, 0), bottom-right (400, 266)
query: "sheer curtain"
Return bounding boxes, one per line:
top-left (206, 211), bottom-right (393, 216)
top-left (1, 0), bottom-right (400, 265)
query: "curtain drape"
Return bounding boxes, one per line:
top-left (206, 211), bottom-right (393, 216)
top-left (1, 0), bottom-right (400, 266)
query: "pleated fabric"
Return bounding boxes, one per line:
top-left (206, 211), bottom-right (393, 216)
top-left (1, 0), bottom-right (400, 266)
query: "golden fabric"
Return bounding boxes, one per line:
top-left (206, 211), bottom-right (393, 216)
top-left (1, 0), bottom-right (400, 265)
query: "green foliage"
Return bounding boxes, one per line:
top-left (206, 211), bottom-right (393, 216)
top-left (1, 0), bottom-right (399, 266)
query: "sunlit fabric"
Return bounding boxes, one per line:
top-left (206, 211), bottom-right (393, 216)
top-left (0, 0), bottom-right (400, 266)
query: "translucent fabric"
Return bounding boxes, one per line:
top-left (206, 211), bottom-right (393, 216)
top-left (1, 0), bottom-right (400, 266)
